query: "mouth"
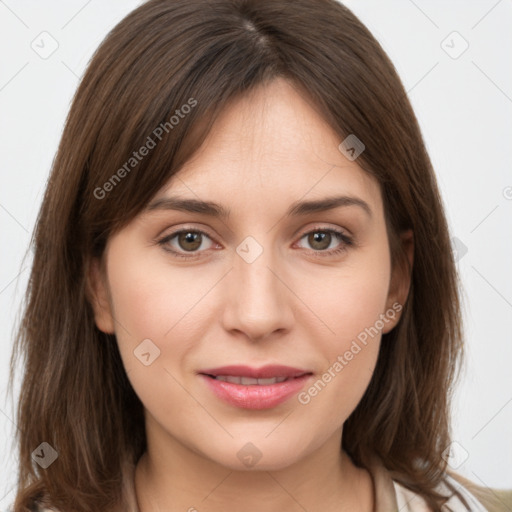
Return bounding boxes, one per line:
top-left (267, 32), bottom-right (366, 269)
top-left (202, 374), bottom-right (308, 385)
top-left (198, 365), bottom-right (314, 409)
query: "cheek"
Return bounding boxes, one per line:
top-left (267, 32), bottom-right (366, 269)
top-left (105, 245), bottom-right (224, 386)
top-left (294, 243), bottom-right (390, 413)
top-left (106, 246), bottom-right (214, 338)
top-left (302, 248), bottom-right (391, 347)
top-left (296, 278), bottom-right (387, 428)
top-left (105, 251), bottom-right (202, 414)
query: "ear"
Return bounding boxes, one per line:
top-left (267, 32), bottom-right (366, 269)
top-left (86, 256), bottom-right (115, 334)
top-left (382, 229), bottom-right (414, 334)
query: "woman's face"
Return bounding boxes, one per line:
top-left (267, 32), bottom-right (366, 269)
top-left (90, 77), bottom-right (411, 471)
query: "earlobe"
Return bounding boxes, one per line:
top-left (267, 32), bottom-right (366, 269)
top-left (86, 257), bottom-right (115, 334)
top-left (383, 229), bottom-right (414, 334)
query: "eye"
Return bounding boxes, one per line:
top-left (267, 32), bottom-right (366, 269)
top-left (295, 227), bottom-right (353, 257)
top-left (157, 228), bottom-right (217, 259)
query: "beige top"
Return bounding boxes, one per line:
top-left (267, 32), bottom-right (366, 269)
top-left (35, 456), bottom-right (504, 512)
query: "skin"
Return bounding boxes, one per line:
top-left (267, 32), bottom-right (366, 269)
top-left (89, 77), bottom-right (413, 512)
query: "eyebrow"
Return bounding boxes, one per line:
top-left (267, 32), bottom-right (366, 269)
top-left (146, 194), bottom-right (372, 219)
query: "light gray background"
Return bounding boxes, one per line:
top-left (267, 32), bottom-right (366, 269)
top-left (1, 0), bottom-right (511, 507)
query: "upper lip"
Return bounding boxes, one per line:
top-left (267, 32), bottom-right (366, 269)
top-left (199, 365), bottom-right (312, 379)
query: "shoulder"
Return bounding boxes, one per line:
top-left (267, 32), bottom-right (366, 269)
top-left (393, 472), bottom-right (510, 511)
top-left (446, 471), bottom-right (512, 512)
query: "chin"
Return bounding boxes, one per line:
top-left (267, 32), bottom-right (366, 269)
top-left (199, 437), bottom-right (310, 472)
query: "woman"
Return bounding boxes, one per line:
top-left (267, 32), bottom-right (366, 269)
top-left (8, 0), bottom-right (506, 510)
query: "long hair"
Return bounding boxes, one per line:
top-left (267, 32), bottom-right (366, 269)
top-left (9, 0), bottom-right (465, 510)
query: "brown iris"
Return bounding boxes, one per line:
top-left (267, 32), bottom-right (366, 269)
top-left (308, 231), bottom-right (332, 251)
top-left (178, 231), bottom-right (203, 251)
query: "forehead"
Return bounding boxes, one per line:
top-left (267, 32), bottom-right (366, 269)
top-left (154, 77), bottom-right (382, 216)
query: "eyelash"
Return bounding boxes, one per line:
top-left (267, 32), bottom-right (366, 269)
top-left (156, 225), bottom-right (354, 260)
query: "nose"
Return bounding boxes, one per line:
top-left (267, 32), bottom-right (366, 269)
top-left (221, 240), bottom-right (295, 342)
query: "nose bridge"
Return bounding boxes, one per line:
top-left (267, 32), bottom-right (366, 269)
top-left (222, 234), bottom-right (293, 340)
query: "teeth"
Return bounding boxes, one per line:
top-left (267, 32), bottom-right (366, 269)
top-left (214, 376), bottom-right (289, 385)
top-left (257, 377), bottom-right (284, 385)
top-left (241, 377), bottom-right (258, 385)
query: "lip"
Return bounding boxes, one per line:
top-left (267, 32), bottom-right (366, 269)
top-left (199, 365), bottom-right (311, 379)
top-left (198, 365), bottom-right (313, 410)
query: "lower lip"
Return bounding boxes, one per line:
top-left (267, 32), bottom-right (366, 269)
top-left (199, 374), bottom-right (313, 410)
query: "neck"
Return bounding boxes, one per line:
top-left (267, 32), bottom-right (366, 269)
top-left (134, 417), bottom-right (374, 512)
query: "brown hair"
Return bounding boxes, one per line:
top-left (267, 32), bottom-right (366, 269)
top-left (9, 0), bottom-right (469, 510)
